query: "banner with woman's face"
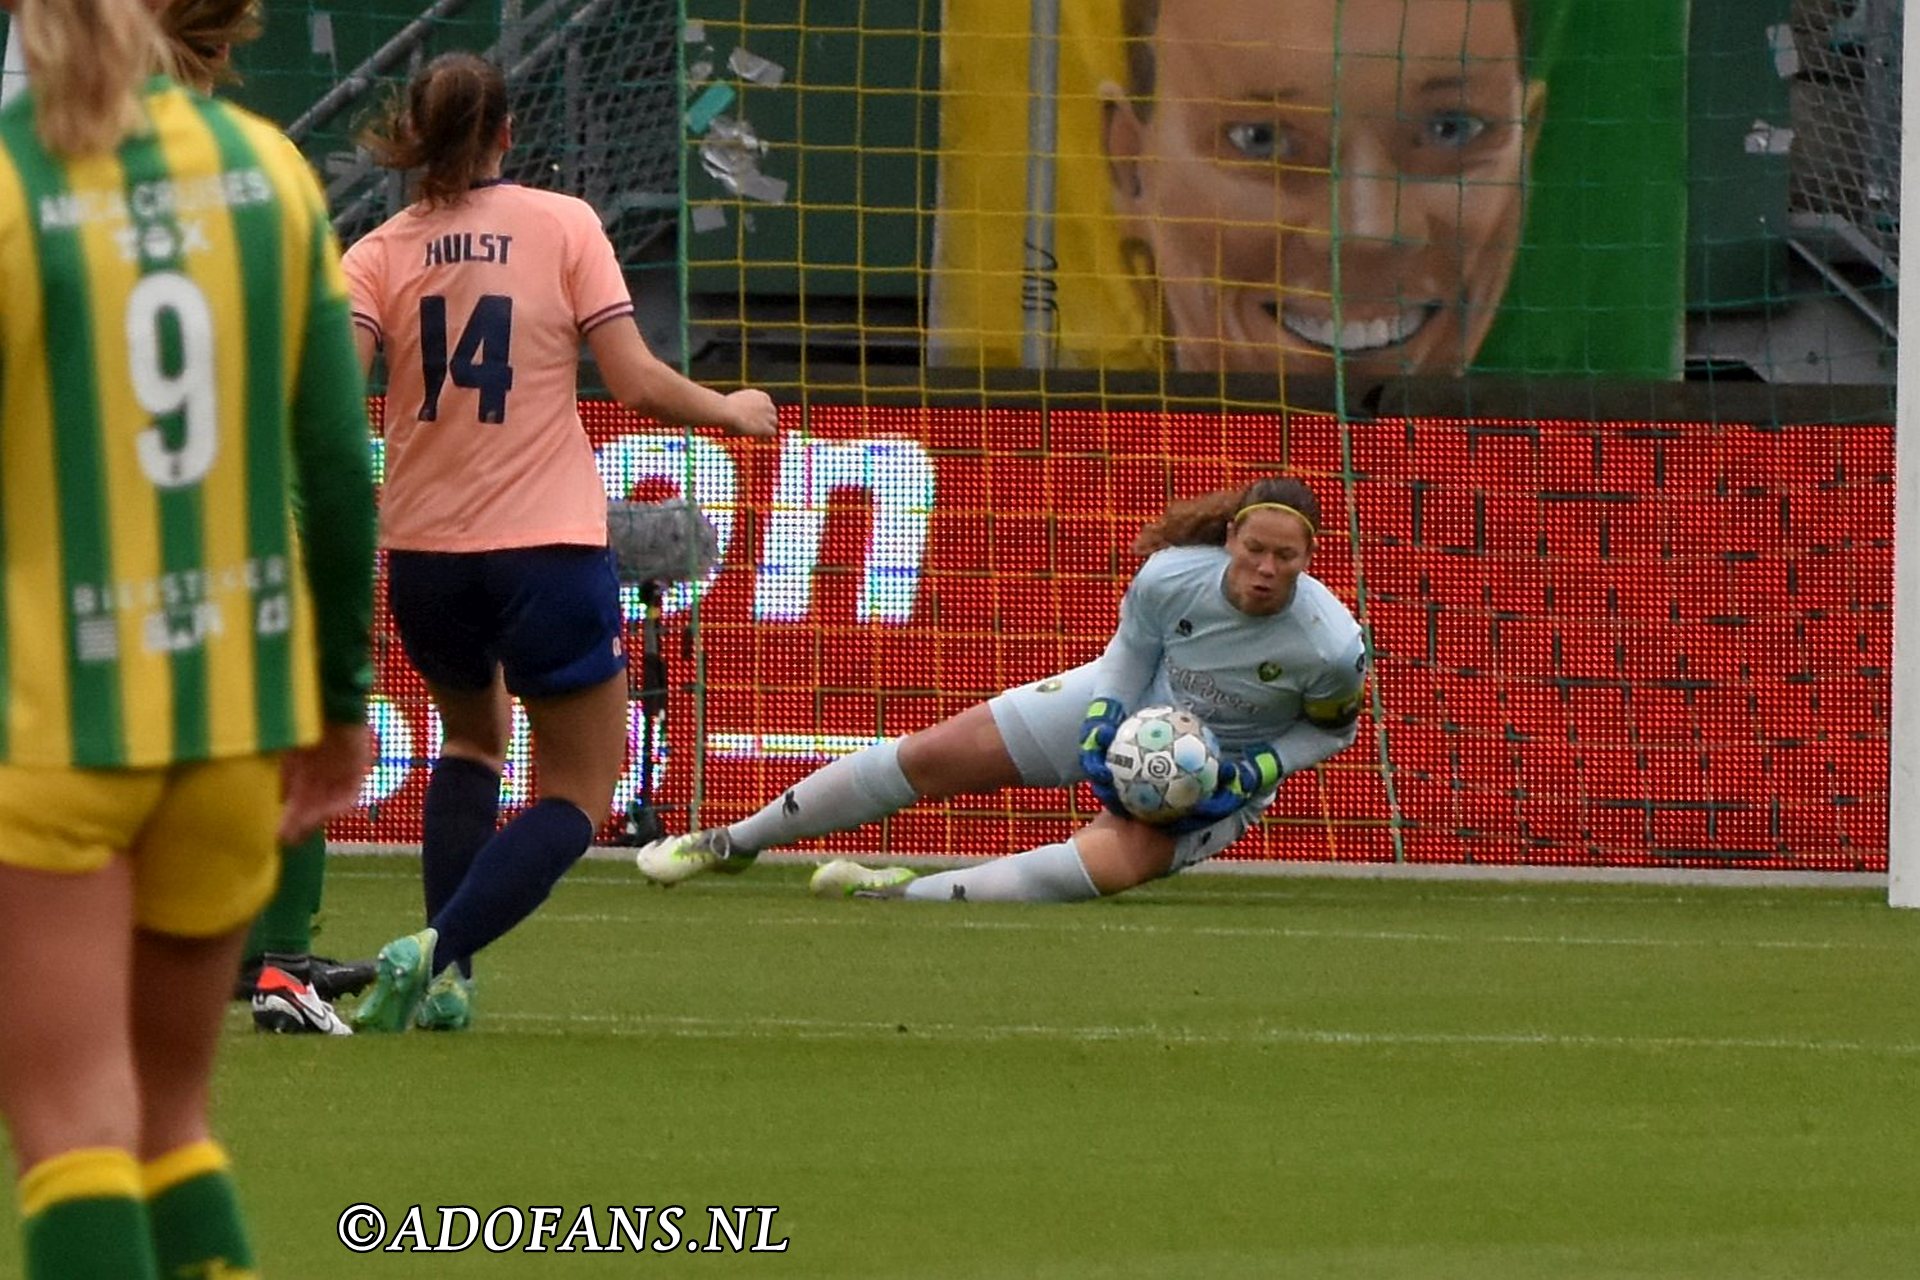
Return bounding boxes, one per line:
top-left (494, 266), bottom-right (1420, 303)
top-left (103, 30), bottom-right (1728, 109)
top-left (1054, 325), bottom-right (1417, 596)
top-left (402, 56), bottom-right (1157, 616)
top-left (1097, 0), bottom-right (1540, 378)
top-left (681, 0), bottom-right (1690, 384)
top-left (926, 0), bottom-right (1685, 382)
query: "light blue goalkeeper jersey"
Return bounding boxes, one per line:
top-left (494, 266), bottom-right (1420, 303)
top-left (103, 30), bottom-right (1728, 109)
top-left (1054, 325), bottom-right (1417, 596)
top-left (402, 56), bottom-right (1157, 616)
top-left (1096, 545), bottom-right (1367, 774)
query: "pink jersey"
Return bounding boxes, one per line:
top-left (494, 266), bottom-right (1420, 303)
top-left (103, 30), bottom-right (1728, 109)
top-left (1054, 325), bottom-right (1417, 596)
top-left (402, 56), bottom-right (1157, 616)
top-left (342, 182), bottom-right (633, 551)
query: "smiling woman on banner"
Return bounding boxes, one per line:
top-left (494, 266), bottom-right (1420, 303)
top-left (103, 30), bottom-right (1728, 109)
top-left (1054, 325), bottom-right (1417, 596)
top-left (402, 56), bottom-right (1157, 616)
top-left (1102, 0), bottom-right (1543, 379)
top-left (927, 0), bottom-right (1684, 381)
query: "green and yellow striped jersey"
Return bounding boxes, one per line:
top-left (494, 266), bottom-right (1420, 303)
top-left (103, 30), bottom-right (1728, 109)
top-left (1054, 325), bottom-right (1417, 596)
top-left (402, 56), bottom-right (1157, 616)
top-left (0, 77), bottom-right (375, 769)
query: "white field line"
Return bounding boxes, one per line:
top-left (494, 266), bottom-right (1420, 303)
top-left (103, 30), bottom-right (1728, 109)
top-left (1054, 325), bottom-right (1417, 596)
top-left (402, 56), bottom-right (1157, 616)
top-left (323, 865), bottom-right (1888, 909)
top-left (322, 867), bottom-right (1881, 917)
top-left (332, 844), bottom-right (1887, 891)
top-left (323, 867), bottom-right (1905, 949)
top-left (482, 1010), bottom-right (1920, 1058)
top-left (520, 909), bottom-right (1907, 953)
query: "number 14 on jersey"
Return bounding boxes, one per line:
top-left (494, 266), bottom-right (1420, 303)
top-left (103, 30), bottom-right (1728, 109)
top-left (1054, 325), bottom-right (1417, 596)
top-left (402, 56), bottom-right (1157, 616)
top-left (420, 293), bottom-right (514, 424)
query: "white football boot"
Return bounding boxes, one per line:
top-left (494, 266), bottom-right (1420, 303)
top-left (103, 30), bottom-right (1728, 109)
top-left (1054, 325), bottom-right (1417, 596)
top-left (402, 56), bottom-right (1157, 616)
top-left (634, 828), bottom-right (755, 886)
top-left (808, 859), bottom-right (917, 899)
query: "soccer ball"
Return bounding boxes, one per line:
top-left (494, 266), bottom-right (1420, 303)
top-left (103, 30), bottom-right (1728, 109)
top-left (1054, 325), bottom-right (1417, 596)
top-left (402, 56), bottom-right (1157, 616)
top-left (1104, 706), bottom-right (1221, 824)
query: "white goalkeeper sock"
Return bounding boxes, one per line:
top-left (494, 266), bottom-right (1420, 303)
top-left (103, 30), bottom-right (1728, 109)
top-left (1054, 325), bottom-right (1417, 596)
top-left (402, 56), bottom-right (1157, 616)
top-left (726, 737), bottom-right (919, 853)
top-left (903, 838), bottom-right (1100, 903)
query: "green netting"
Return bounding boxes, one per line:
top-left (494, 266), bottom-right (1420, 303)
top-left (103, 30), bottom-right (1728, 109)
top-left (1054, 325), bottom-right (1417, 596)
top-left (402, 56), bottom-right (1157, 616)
top-left (7, 2), bottom-right (1896, 870)
top-left (229, 0), bottom-right (680, 278)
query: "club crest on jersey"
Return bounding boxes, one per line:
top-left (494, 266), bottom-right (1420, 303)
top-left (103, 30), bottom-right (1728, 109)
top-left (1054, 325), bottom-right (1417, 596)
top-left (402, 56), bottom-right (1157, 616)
top-left (1176, 618), bottom-right (1194, 636)
top-left (1257, 661), bottom-right (1284, 682)
top-left (1036, 679), bottom-right (1064, 694)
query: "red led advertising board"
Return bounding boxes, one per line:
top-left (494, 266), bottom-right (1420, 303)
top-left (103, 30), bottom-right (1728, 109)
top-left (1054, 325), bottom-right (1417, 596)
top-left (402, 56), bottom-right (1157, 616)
top-left (330, 402), bottom-right (1892, 873)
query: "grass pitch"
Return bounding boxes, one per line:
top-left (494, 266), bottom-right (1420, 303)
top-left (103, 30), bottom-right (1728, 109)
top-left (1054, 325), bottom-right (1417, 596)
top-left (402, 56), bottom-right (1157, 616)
top-left (4, 856), bottom-right (1919, 1277)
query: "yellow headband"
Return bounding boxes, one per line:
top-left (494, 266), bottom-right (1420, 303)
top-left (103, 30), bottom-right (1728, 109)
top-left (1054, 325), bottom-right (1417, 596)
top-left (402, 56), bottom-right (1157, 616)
top-left (1233, 501), bottom-right (1316, 534)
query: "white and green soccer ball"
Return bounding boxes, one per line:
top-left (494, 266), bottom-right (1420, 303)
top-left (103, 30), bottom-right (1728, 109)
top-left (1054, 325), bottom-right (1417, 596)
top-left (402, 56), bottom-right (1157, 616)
top-left (1104, 705), bottom-right (1221, 824)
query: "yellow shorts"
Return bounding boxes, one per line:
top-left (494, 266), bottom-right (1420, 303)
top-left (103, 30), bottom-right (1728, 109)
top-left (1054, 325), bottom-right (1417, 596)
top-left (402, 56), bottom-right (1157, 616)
top-left (0, 755), bottom-right (283, 937)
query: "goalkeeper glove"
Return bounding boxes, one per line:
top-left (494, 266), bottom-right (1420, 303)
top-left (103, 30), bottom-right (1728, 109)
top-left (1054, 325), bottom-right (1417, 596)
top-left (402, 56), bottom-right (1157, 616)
top-left (1163, 743), bottom-right (1284, 835)
top-left (1077, 697), bottom-right (1129, 817)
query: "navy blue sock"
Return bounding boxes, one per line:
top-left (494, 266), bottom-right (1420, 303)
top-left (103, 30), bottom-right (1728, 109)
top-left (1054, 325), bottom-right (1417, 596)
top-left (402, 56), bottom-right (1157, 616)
top-left (422, 756), bottom-right (501, 979)
top-left (428, 798), bottom-right (595, 976)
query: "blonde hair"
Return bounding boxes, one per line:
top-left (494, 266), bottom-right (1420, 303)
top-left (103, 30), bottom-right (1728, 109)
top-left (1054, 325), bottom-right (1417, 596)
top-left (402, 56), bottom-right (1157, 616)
top-left (15, 0), bottom-right (167, 156)
top-left (157, 0), bottom-right (262, 92)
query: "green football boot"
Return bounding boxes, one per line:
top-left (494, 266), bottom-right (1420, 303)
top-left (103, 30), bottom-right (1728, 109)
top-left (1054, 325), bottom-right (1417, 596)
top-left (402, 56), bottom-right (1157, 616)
top-left (414, 969), bottom-right (473, 1032)
top-left (347, 927), bottom-right (437, 1033)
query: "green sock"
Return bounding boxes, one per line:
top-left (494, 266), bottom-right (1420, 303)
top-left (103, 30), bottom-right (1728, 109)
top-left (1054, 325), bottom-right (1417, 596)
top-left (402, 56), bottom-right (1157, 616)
top-left (244, 829), bottom-right (327, 958)
top-left (144, 1141), bottom-right (255, 1278)
top-left (18, 1147), bottom-right (159, 1279)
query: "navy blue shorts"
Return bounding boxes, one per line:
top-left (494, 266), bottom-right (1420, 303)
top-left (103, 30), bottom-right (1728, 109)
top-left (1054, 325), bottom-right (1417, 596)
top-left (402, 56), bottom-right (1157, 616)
top-left (386, 545), bottom-right (625, 700)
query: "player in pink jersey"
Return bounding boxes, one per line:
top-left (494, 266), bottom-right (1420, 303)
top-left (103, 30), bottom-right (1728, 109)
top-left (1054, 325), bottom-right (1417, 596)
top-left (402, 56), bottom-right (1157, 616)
top-left (340, 52), bottom-right (778, 1032)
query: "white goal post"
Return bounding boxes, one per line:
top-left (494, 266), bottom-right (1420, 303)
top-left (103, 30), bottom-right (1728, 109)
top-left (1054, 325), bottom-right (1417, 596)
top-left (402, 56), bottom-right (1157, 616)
top-left (1892, 0), bottom-right (1919, 907)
